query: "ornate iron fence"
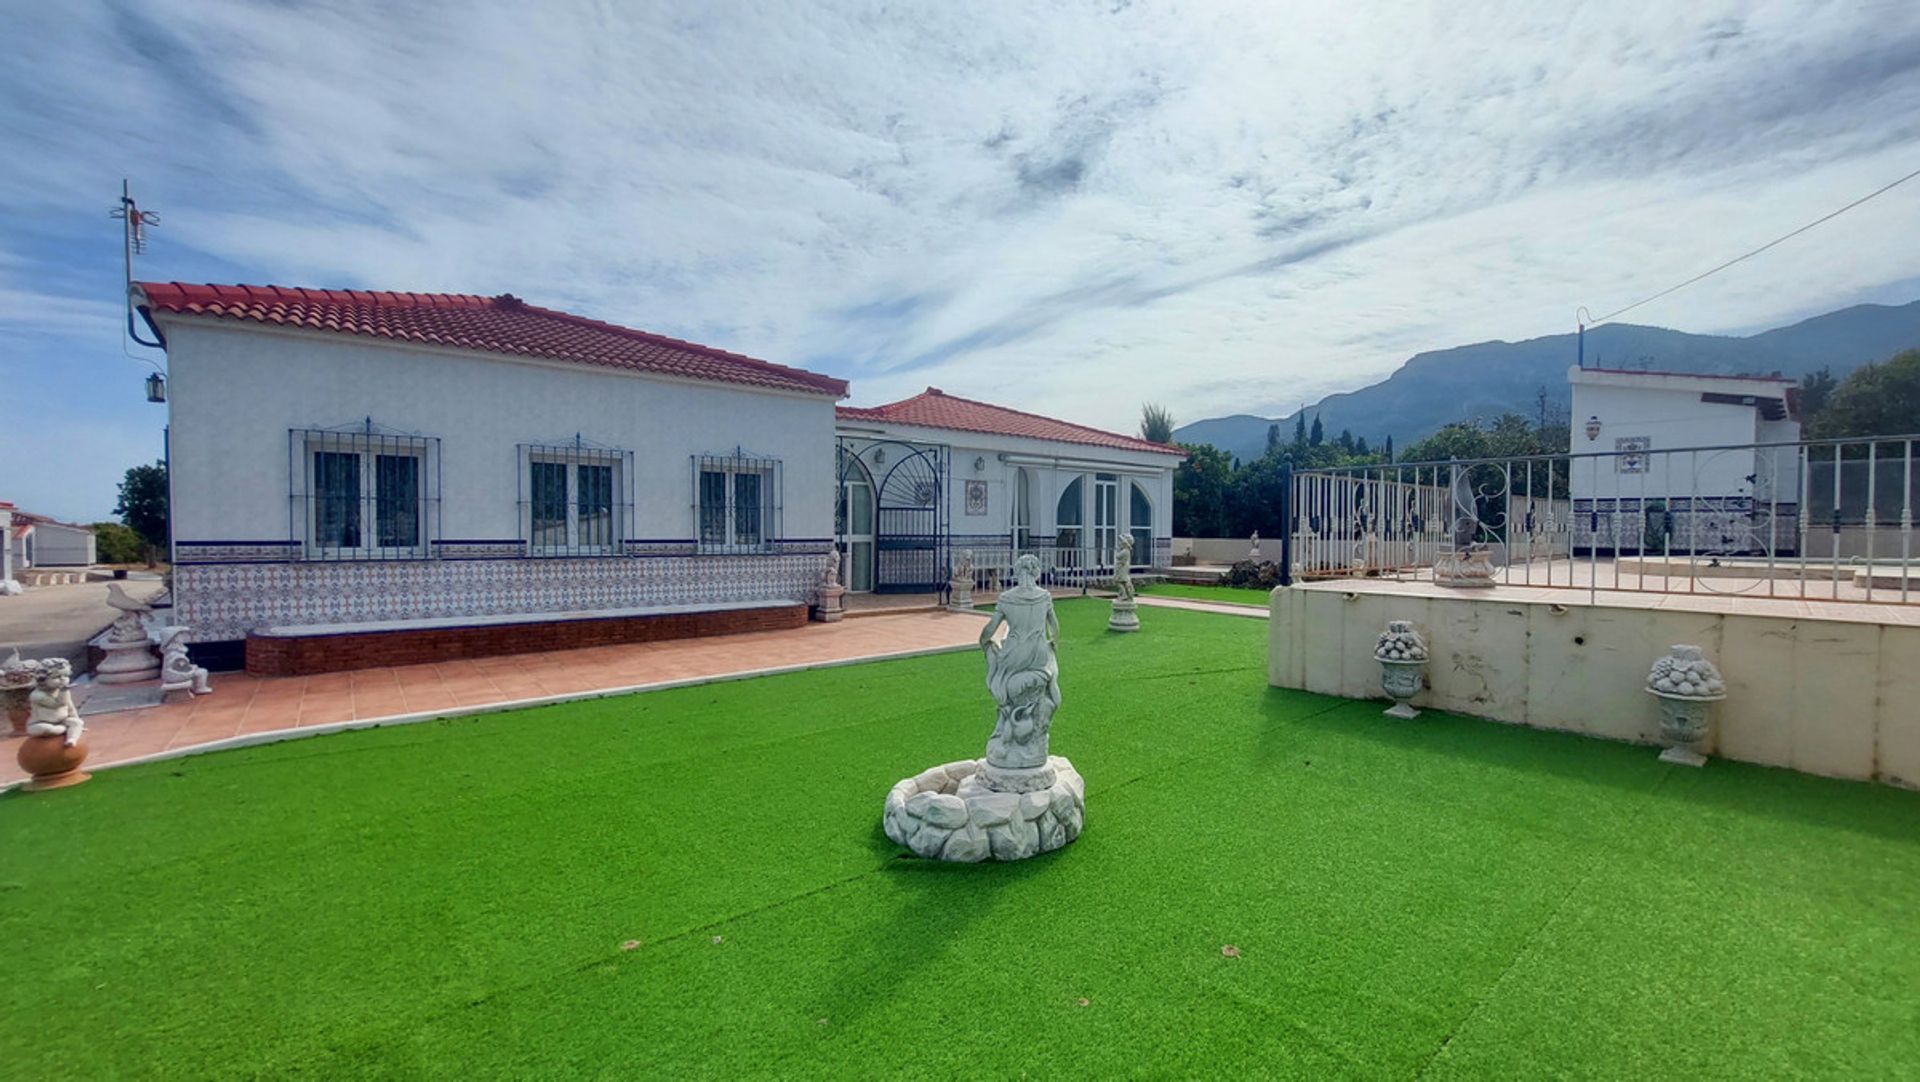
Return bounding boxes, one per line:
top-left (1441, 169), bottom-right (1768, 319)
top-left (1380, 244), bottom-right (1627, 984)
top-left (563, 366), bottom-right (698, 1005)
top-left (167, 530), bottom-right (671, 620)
top-left (1288, 434), bottom-right (1920, 604)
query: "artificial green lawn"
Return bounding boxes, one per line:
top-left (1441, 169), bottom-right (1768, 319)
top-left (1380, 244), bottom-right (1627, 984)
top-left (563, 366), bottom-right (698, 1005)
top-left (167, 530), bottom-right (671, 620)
top-left (1139, 581), bottom-right (1273, 607)
top-left (4, 601), bottom-right (1919, 1078)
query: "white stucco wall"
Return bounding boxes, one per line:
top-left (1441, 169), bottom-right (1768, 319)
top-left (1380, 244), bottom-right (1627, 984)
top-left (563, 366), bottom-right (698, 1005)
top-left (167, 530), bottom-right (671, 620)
top-left (0, 507), bottom-right (12, 581)
top-left (160, 319), bottom-right (839, 550)
top-left (837, 420), bottom-right (1179, 554)
top-left (1569, 368), bottom-right (1801, 505)
top-left (1269, 582), bottom-right (1920, 787)
top-left (28, 523), bottom-right (96, 566)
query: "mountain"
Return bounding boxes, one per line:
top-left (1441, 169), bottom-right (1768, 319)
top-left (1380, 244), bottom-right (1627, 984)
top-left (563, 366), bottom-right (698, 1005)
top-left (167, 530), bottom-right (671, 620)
top-left (1173, 299), bottom-right (1920, 463)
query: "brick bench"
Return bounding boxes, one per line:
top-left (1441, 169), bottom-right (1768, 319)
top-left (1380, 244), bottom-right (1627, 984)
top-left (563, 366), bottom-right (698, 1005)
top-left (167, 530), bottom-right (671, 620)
top-left (245, 601), bottom-right (810, 676)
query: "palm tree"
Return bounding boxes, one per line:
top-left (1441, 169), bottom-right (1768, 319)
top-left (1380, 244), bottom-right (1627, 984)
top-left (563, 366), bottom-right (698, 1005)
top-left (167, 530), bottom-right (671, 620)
top-left (1140, 402), bottom-right (1176, 443)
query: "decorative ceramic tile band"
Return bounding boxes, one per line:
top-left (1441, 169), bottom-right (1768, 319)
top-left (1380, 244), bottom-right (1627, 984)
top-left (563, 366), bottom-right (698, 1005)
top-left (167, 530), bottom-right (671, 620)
top-left (174, 541), bottom-right (302, 564)
top-left (433, 540), bottom-right (530, 559)
top-left (173, 551), bottom-right (830, 642)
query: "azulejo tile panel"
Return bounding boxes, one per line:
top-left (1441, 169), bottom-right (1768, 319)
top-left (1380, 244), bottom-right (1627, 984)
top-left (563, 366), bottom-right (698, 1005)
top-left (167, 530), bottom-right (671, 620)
top-left (173, 549), bottom-right (833, 642)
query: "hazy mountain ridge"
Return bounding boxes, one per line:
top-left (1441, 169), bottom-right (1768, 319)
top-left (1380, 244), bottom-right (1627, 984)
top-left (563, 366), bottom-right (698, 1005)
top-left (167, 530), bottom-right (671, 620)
top-left (1174, 300), bottom-right (1920, 462)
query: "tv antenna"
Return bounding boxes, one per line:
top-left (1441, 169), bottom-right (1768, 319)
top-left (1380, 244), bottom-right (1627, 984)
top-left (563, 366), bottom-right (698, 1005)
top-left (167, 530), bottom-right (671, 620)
top-left (112, 179), bottom-right (163, 350)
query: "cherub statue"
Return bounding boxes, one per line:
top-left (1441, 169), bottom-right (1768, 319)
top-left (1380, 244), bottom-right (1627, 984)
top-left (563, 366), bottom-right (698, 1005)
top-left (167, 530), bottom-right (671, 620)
top-left (27, 659), bottom-right (84, 747)
top-left (820, 549), bottom-right (841, 589)
top-left (1112, 535), bottom-right (1136, 602)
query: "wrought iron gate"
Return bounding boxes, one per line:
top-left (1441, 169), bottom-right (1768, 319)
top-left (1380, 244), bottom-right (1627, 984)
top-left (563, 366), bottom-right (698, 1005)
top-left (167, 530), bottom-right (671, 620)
top-left (869, 442), bottom-right (949, 592)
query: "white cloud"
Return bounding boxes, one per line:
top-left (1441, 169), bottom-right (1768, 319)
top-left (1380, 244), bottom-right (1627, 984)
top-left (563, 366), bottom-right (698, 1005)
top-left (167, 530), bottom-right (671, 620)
top-left (6, 0), bottom-right (1920, 468)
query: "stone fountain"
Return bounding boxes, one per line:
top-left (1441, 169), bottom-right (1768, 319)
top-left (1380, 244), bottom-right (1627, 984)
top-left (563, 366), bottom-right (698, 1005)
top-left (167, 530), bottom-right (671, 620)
top-left (883, 554), bottom-right (1084, 862)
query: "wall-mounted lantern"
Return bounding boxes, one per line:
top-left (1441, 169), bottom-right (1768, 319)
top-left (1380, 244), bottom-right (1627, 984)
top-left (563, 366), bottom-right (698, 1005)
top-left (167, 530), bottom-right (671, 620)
top-left (973, 456), bottom-right (986, 472)
top-left (1584, 415), bottom-right (1602, 441)
top-left (145, 372), bottom-right (167, 403)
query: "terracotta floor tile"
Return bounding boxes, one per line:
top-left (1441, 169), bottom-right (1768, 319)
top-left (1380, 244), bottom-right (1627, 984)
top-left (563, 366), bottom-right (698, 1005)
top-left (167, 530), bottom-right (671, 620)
top-left (3, 611), bottom-right (988, 785)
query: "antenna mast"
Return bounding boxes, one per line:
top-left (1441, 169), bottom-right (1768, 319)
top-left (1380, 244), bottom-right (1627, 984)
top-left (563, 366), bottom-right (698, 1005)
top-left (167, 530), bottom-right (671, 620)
top-left (112, 179), bottom-right (163, 350)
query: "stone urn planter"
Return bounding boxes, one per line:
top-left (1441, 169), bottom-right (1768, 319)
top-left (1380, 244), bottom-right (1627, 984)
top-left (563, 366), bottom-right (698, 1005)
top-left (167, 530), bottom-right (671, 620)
top-left (1646, 644), bottom-right (1725, 767)
top-left (1374, 620), bottom-right (1429, 719)
top-left (0, 655), bottom-right (39, 738)
top-left (17, 732), bottom-right (91, 791)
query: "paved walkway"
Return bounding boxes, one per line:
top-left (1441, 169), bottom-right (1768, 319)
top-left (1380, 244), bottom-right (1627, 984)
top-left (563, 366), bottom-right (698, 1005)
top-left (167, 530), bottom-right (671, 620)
top-left (3, 608), bottom-right (989, 787)
top-left (1134, 595), bottom-right (1269, 618)
top-left (0, 576), bottom-right (166, 659)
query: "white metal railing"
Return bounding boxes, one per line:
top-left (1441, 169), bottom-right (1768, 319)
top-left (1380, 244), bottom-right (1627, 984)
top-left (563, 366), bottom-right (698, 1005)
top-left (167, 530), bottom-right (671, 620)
top-left (1288, 434), bottom-right (1920, 605)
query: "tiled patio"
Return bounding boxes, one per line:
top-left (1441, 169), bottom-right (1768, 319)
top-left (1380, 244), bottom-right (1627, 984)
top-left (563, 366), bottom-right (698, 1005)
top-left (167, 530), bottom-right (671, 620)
top-left (4, 609), bottom-right (989, 786)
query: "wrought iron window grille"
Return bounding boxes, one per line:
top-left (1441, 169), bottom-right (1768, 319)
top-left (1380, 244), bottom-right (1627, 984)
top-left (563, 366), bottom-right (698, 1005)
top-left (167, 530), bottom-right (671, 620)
top-left (694, 448), bottom-right (784, 554)
top-left (288, 419), bottom-right (441, 562)
top-left (518, 436), bottom-right (637, 557)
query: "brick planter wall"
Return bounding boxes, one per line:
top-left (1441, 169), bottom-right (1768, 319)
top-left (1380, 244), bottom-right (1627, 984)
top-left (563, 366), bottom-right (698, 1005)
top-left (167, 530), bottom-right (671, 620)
top-left (245, 603), bottom-right (810, 676)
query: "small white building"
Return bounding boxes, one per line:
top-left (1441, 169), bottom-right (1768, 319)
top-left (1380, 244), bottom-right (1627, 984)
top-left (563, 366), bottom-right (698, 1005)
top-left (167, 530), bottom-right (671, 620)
top-left (1568, 366), bottom-right (1801, 555)
top-left (3, 509), bottom-right (98, 569)
top-left (138, 283), bottom-right (848, 670)
top-left (834, 388), bottom-right (1184, 591)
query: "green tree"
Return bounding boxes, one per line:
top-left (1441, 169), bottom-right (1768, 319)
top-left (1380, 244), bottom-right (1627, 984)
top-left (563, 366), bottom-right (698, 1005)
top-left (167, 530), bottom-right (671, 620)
top-left (1808, 350), bottom-right (1920, 439)
top-left (1172, 443), bottom-right (1235, 537)
top-left (1383, 434), bottom-right (1394, 462)
top-left (1265, 423), bottom-right (1280, 455)
top-left (1292, 413), bottom-right (1307, 448)
top-left (115, 460), bottom-right (169, 562)
top-left (1139, 402), bottom-right (1176, 444)
top-left (89, 522), bottom-right (145, 565)
top-left (1308, 415), bottom-right (1324, 446)
top-left (1795, 366), bottom-right (1837, 429)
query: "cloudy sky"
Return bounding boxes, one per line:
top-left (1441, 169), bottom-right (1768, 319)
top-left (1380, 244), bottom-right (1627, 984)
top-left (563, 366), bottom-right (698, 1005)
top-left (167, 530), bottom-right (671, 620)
top-left (5, 0), bottom-right (1920, 521)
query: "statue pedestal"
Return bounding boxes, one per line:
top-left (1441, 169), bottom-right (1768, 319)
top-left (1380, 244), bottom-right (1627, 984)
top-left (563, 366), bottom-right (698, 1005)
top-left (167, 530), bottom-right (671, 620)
top-left (1107, 596), bottom-right (1139, 632)
top-left (812, 583), bottom-right (846, 623)
top-left (947, 579), bottom-right (975, 612)
top-left (883, 756), bottom-right (1084, 862)
top-left (17, 733), bottom-right (90, 791)
top-left (95, 640), bottom-right (159, 685)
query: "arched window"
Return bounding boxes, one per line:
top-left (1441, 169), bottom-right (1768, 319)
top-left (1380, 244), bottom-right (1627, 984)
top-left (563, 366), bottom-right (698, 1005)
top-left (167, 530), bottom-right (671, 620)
top-left (1055, 476), bottom-right (1084, 553)
top-left (1129, 481), bottom-right (1153, 566)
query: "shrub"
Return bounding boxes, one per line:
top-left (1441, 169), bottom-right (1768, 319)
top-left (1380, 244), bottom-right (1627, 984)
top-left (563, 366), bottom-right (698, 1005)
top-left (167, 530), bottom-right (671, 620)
top-left (1225, 559), bottom-right (1283, 589)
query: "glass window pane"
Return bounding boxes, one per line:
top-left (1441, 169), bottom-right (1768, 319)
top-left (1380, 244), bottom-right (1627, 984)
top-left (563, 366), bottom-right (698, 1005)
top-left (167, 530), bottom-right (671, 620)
top-left (376, 454), bottom-right (420, 549)
top-left (733, 472), bottom-right (762, 545)
top-left (699, 470), bottom-right (729, 546)
top-left (314, 450), bottom-right (361, 550)
top-left (531, 460), bottom-right (569, 549)
top-left (1056, 477), bottom-right (1083, 526)
top-left (850, 482), bottom-right (872, 533)
top-left (578, 463), bottom-right (614, 547)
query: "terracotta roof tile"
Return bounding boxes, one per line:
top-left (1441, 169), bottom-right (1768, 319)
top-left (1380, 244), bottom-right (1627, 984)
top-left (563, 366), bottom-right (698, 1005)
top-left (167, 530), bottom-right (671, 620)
top-left (837, 388), bottom-right (1184, 456)
top-left (134, 282), bottom-right (848, 397)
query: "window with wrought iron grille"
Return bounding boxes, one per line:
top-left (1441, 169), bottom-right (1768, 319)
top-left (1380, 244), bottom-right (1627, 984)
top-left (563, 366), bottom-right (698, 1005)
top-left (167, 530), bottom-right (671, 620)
top-left (291, 424), bottom-right (439, 560)
top-left (519, 440), bottom-right (635, 555)
top-left (695, 451), bottom-right (782, 553)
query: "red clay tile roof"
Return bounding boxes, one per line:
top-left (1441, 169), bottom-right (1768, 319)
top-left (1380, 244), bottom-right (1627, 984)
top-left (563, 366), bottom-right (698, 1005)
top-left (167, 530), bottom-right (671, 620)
top-left (837, 388), bottom-right (1184, 456)
top-left (135, 283), bottom-right (848, 397)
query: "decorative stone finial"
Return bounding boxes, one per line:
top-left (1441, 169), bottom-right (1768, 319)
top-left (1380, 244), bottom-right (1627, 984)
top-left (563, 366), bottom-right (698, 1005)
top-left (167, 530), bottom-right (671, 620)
top-left (1374, 619), bottom-right (1429, 719)
top-left (1646, 644), bottom-right (1725, 767)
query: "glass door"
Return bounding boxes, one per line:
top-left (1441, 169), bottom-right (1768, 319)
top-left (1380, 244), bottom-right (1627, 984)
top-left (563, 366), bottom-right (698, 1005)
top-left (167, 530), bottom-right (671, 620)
top-left (1094, 473), bottom-right (1118, 567)
top-left (839, 473), bottom-right (876, 592)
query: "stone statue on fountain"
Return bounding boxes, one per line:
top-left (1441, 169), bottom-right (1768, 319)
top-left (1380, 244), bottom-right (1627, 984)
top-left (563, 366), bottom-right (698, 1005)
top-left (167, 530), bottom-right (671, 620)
top-left (882, 554), bottom-right (1085, 861)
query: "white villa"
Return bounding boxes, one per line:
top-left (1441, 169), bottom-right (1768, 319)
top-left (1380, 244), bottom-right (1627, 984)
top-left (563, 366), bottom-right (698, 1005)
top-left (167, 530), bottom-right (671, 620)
top-left (1568, 365), bottom-right (1802, 555)
top-left (136, 283), bottom-right (1179, 671)
top-left (835, 389), bottom-right (1182, 591)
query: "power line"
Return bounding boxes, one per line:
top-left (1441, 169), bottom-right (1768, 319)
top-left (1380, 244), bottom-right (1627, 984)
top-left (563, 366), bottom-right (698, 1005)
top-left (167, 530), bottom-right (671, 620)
top-left (1589, 164), bottom-right (1920, 325)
